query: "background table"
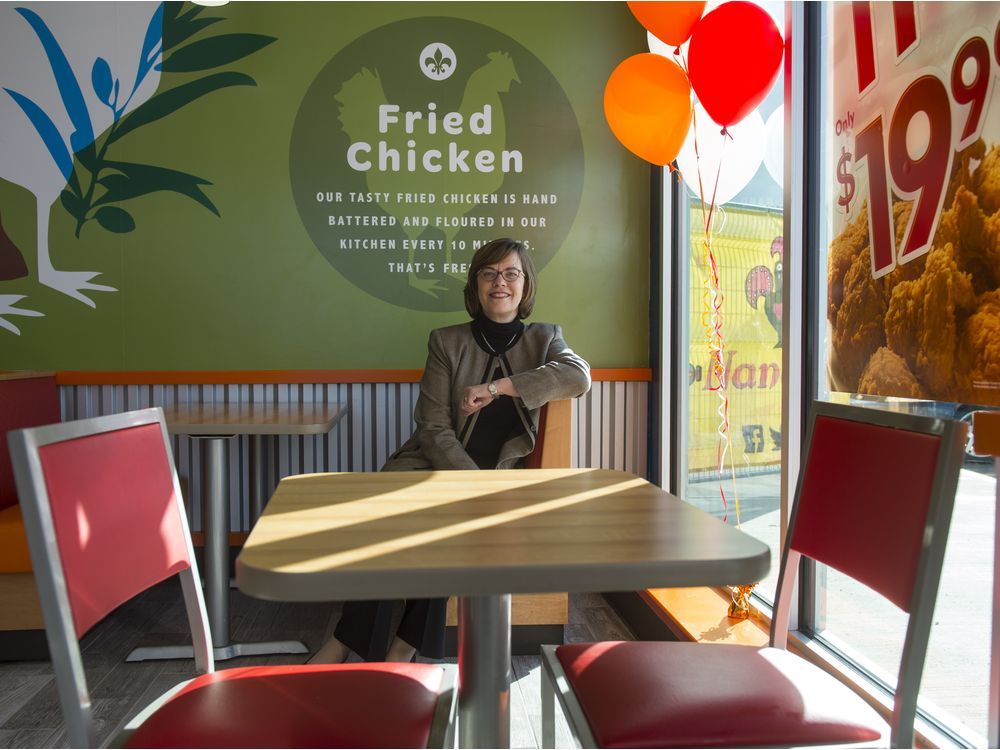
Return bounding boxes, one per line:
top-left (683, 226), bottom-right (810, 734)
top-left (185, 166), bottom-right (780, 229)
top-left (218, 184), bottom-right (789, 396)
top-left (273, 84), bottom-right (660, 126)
top-left (127, 402), bottom-right (347, 662)
top-left (236, 468), bottom-right (770, 747)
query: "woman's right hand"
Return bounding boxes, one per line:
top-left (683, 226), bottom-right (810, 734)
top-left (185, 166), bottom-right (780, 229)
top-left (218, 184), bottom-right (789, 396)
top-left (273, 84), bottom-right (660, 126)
top-left (460, 383), bottom-right (494, 417)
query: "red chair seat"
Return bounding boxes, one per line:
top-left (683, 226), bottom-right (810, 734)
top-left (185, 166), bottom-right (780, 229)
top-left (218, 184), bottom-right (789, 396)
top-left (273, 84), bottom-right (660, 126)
top-left (557, 642), bottom-right (887, 749)
top-left (126, 663), bottom-right (446, 749)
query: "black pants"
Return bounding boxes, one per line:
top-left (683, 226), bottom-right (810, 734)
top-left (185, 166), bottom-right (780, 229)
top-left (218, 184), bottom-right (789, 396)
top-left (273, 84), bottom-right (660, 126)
top-left (334, 597), bottom-right (448, 661)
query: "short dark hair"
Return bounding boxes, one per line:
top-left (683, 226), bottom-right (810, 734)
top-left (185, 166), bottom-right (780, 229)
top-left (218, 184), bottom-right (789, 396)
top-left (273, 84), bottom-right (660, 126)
top-left (464, 238), bottom-right (537, 319)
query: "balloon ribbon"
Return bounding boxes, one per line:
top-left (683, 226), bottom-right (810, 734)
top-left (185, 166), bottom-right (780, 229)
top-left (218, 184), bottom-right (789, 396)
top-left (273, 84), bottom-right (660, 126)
top-left (672, 49), bottom-right (757, 616)
top-left (687, 93), bottom-right (757, 620)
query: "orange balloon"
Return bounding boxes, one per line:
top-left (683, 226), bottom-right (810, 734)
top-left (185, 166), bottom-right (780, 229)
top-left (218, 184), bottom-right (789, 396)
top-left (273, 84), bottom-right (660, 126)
top-left (627, 1), bottom-right (707, 46)
top-left (604, 53), bottom-right (692, 166)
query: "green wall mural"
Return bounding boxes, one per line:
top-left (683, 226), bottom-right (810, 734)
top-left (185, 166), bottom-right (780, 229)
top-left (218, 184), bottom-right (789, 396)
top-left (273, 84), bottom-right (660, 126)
top-left (291, 17), bottom-right (584, 310)
top-left (0, 2), bottom-right (649, 370)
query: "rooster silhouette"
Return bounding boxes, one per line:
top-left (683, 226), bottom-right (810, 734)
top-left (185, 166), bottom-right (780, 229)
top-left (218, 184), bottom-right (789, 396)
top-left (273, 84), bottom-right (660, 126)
top-left (0, 2), bottom-right (160, 333)
top-left (745, 235), bottom-right (783, 347)
top-left (335, 51), bottom-right (519, 297)
top-left (0, 3), bottom-right (274, 335)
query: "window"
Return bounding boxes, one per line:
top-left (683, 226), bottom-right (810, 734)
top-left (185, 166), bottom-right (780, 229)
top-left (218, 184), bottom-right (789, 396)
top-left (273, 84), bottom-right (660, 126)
top-left (813, 1), bottom-right (995, 741)
top-left (678, 71), bottom-right (786, 603)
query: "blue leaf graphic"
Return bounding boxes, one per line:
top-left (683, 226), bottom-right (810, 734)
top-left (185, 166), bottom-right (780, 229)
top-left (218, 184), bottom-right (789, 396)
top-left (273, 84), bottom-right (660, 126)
top-left (92, 57), bottom-right (113, 106)
top-left (3, 88), bottom-right (73, 181)
top-left (14, 7), bottom-right (94, 153)
top-left (136, 3), bottom-right (165, 84)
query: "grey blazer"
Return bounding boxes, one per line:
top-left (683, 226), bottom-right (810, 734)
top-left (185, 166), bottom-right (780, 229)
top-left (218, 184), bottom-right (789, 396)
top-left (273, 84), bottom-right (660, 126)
top-left (384, 321), bottom-right (591, 470)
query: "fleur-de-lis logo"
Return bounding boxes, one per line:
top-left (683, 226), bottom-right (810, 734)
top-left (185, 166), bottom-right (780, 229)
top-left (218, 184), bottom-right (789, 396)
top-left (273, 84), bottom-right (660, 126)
top-left (419, 42), bottom-right (456, 81)
top-left (426, 47), bottom-right (450, 74)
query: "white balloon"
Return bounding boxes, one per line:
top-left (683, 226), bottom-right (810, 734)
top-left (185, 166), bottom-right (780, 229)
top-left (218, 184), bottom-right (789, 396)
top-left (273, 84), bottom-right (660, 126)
top-left (677, 104), bottom-right (765, 206)
top-left (646, 30), bottom-right (675, 58)
top-left (763, 105), bottom-right (783, 189)
top-left (756, 0), bottom-right (785, 39)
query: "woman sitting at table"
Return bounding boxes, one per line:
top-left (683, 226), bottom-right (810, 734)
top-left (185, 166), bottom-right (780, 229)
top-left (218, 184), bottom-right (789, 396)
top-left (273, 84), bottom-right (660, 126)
top-left (310, 237), bottom-right (591, 664)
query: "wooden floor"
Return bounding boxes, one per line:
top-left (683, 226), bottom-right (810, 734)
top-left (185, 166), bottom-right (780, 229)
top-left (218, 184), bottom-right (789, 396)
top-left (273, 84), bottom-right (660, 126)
top-left (0, 582), bottom-right (635, 749)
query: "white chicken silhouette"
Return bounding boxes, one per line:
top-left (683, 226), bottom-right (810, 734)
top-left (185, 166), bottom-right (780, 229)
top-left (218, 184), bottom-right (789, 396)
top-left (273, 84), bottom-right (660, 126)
top-left (336, 51), bottom-right (519, 298)
top-left (0, 2), bottom-right (161, 334)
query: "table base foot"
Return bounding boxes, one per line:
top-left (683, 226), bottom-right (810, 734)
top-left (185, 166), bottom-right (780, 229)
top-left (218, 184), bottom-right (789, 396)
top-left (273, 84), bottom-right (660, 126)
top-left (126, 640), bottom-right (309, 663)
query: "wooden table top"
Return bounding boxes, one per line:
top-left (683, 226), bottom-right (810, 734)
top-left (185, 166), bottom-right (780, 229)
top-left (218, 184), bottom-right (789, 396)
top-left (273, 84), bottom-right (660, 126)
top-left (162, 402), bottom-right (347, 436)
top-left (236, 468), bottom-right (771, 602)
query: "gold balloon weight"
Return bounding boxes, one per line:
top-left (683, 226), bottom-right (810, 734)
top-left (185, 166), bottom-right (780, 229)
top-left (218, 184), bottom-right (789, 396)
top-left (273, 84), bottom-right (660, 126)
top-left (728, 583), bottom-right (757, 620)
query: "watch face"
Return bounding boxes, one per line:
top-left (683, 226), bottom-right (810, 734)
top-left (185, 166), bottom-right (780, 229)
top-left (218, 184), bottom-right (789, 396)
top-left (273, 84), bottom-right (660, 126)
top-left (488, 382), bottom-right (498, 398)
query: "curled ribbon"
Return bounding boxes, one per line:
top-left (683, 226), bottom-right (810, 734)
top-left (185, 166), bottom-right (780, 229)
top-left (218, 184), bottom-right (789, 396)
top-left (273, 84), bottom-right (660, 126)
top-left (675, 16), bottom-right (753, 622)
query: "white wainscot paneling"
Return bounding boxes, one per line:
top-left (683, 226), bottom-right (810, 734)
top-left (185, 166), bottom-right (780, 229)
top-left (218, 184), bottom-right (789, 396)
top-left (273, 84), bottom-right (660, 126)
top-left (60, 382), bottom-right (648, 532)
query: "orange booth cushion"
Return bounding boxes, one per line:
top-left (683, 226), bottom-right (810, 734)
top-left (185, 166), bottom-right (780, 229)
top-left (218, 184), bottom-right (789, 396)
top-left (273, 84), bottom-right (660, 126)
top-left (0, 505), bottom-right (32, 573)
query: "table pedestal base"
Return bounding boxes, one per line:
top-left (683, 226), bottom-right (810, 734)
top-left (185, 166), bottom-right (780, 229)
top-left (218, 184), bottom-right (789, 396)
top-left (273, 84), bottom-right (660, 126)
top-left (125, 640), bottom-right (309, 663)
top-left (458, 594), bottom-right (512, 749)
top-left (125, 641), bottom-right (309, 661)
top-left (130, 436), bottom-right (309, 662)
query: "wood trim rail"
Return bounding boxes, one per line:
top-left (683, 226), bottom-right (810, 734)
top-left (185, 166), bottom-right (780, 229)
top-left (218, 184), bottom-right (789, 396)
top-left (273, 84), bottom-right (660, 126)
top-left (639, 587), bottom-right (769, 646)
top-left (0, 371), bottom-right (55, 381)
top-left (55, 368), bottom-right (652, 385)
top-left (56, 370), bottom-right (424, 385)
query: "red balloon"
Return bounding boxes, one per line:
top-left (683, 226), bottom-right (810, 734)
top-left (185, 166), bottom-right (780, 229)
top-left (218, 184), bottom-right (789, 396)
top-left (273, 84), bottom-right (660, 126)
top-left (688, 1), bottom-right (783, 128)
top-left (627, 1), bottom-right (707, 47)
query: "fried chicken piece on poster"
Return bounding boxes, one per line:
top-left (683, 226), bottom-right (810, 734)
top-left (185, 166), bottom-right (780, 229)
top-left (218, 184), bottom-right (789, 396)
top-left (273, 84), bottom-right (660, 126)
top-left (957, 287), bottom-right (1000, 402)
top-left (885, 242), bottom-right (975, 399)
top-left (858, 346), bottom-right (925, 399)
top-left (831, 245), bottom-right (888, 392)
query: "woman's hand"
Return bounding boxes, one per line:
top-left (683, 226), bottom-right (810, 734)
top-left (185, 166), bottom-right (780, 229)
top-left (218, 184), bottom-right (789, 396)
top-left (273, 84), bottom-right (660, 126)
top-left (460, 377), bottom-right (519, 417)
top-left (460, 383), bottom-right (494, 417)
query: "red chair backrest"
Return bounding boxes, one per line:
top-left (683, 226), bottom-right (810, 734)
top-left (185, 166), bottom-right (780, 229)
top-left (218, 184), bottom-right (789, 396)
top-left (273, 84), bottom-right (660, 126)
top-left (35, 421), bottom-right (192, 636)
top-left (790, 409), bottom-right (946, 612)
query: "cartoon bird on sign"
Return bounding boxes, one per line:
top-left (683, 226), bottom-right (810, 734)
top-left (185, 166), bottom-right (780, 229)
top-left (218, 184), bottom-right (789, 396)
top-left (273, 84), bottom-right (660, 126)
top-left (745, 235), bottom-right (784, 347)
top-left (335, 51), bottom-right (519, 297)
top-left (0, 2), bottom-right (274, 335)
top-left (0, 2), bottom-right (161, 333)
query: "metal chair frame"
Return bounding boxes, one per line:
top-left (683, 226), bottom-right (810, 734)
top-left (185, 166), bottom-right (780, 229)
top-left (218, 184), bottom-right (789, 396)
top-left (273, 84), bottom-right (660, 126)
top-left (541, 401), bottom-right (966, 749)
top-left (9, 407), bottom-right (456, 748)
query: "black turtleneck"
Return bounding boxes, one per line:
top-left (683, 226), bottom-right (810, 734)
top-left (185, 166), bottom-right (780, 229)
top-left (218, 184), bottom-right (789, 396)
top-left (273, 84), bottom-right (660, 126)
top-left (465, 315), bottom-right (527, 468)
top-left (471, 314), bottom-right (524, 355)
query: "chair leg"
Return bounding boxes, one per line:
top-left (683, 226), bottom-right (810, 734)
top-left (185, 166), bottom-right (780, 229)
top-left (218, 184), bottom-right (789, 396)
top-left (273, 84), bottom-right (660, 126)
top-left (540, 644), bottom-right (598, 749)
top-left (541, 657), bottom-right (555, 749)
top-left (426, 664), bottom-right (458, 749)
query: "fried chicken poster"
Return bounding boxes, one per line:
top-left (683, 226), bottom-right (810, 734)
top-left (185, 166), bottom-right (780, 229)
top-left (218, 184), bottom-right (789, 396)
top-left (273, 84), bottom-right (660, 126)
top-left (829, 2), bottom-right (1000, 405)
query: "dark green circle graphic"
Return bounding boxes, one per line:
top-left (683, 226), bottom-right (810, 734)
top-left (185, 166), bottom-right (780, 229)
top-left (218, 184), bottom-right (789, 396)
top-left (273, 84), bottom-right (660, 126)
top-left (290, 17), bottom-right (584, 311)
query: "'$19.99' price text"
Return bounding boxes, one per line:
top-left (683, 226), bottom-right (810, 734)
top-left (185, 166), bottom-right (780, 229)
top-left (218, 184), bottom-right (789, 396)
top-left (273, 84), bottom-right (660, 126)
top-left (840, 4), bottom-right (999, 280)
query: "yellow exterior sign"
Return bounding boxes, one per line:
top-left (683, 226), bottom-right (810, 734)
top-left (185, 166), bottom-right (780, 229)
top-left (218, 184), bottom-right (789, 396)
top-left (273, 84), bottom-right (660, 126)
top-left (688, 205), bottom-right (783, 474)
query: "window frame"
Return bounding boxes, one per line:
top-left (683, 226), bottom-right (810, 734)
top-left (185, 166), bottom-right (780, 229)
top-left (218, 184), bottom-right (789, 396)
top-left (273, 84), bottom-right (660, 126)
top-left (654, 2), bottom-right (987, 746)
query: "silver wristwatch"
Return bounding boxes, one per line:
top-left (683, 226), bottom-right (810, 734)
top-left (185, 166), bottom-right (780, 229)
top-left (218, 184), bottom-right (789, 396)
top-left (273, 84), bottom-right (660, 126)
top-left (487, 381), bottom-right (499, 399)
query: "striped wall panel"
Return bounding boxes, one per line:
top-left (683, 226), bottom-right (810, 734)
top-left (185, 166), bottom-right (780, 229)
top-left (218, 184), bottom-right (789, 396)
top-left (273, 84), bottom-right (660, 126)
top-left (59, 381), bottom-right (648, 533)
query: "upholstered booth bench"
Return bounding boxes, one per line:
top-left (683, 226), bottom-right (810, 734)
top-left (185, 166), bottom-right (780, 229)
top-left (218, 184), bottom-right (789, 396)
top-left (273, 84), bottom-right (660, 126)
top-left (62, 363), bottom-right (657, 659)
top-left (0, 372), bottom-right (60, 660)
top-left (7, 372), bottom-right (574, 659)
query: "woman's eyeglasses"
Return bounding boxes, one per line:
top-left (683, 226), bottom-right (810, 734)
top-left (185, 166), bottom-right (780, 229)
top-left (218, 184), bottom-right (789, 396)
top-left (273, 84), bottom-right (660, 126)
top-left (478, 268), bottom-right (524, 283)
